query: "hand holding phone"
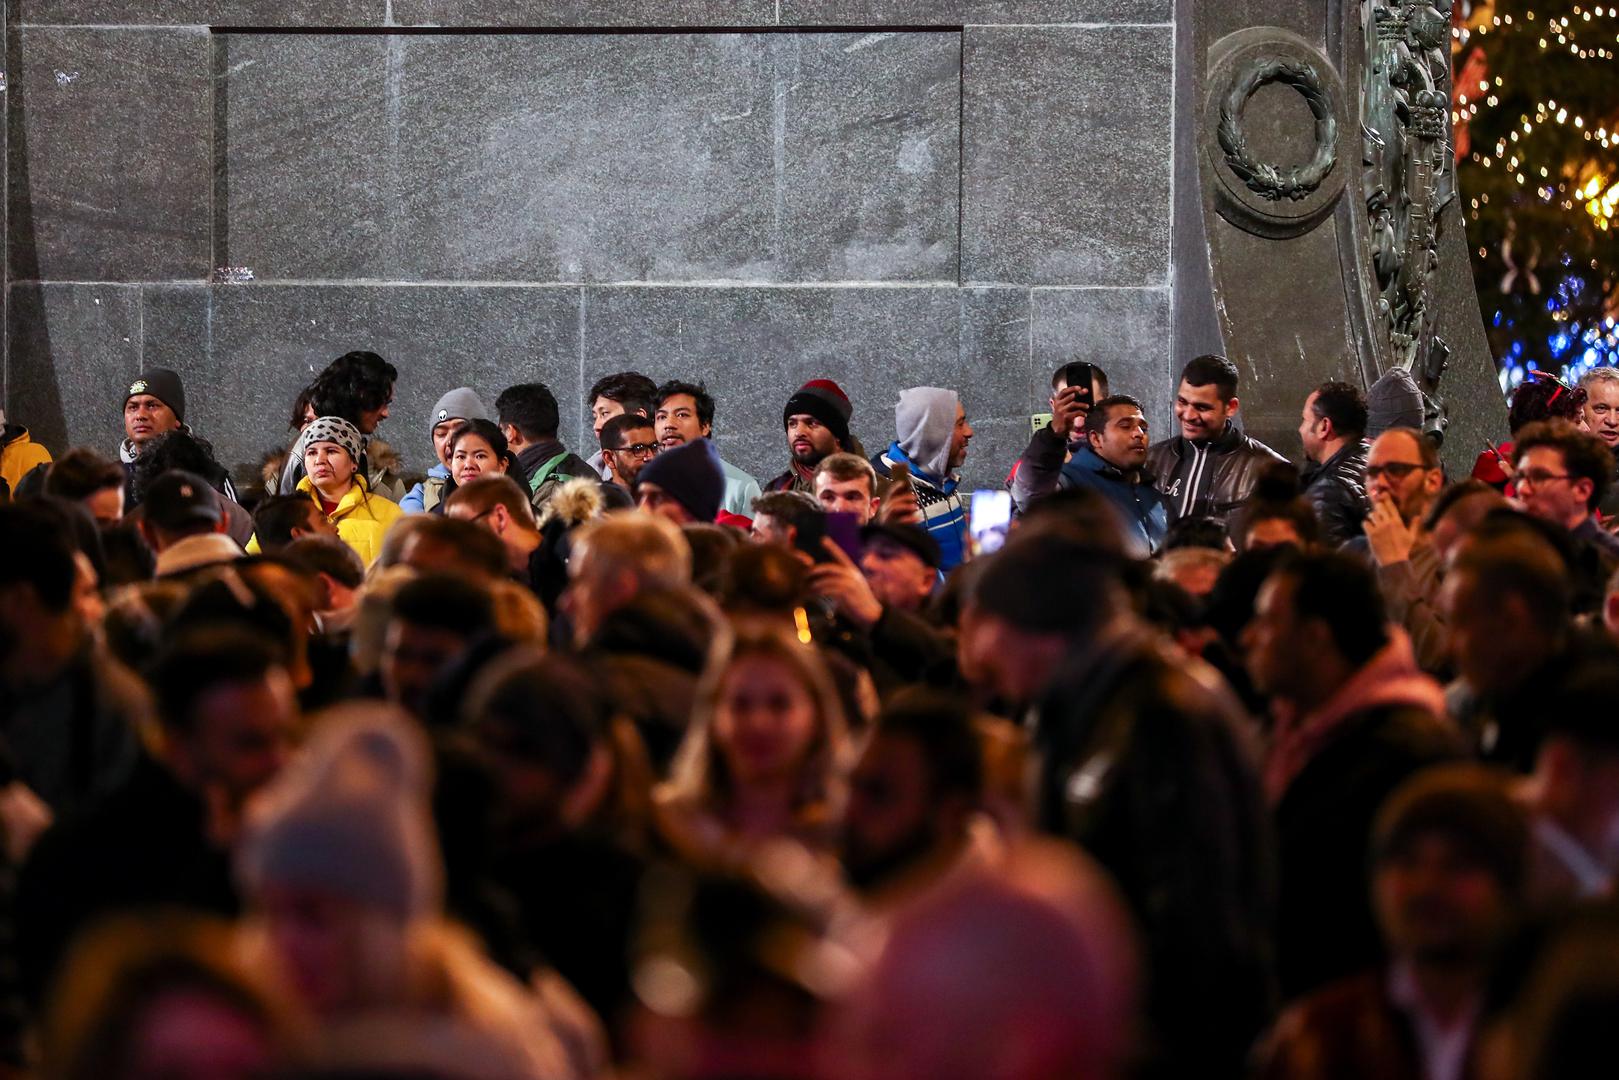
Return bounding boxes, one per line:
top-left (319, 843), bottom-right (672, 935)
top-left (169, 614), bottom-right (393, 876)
top-left (880, 462), bottom-right (923, 525)
top-left (1061, 361), bottom-right (1097, 404)
top-left (1050, 384), bottom-right (1089, 437)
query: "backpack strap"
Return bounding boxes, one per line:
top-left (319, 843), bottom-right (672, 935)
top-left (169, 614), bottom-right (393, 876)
top-left (527, 451), bottom-right (571, 496)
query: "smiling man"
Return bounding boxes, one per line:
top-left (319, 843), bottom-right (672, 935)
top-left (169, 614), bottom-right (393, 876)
top-left (1146, 354), bottom-right (1287, 525)
top-left (872, 387), bottom-right (975, 572)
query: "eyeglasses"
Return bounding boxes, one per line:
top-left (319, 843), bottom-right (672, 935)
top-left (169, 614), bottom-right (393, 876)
top-left (1515, 469), bottom-right (1573, 486)
top-left (610, 442), bottom-right (659, 457)
top-left (1364, 462), bottom-right (1426, 481)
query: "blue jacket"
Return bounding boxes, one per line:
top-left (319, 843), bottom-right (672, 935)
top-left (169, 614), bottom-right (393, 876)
top-left (872, 441), bottom-right (968, 572)
top-left (1059, 445), bottom-right (1168, 558)
top-left (399, 463), bottom-right (449, 514)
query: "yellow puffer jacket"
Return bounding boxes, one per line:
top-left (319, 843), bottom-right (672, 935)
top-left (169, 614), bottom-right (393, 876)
top-left (1, 426), bottom-right (52, 494)
top-left (295, 474), bottom-right (404, 567)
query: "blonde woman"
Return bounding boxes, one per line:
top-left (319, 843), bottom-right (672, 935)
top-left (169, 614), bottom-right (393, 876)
top-left (294, 416), bottom-right (403, 567)
top-left (653, 624), bottom-right (855, 869)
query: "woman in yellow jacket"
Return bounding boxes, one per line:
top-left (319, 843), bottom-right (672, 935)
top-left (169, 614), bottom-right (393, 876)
top-left (293, 415), bottom-right (403, 567)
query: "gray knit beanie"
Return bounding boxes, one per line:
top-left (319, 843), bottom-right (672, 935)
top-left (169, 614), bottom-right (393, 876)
top-left (237, 705), bottom-right (442, 922)
top-left (295, 415), bottom-right (364, 466)
top-left (1366, 368), bottom-right (1426, 437)
top-left (427, 387), bottom-right (489, 435)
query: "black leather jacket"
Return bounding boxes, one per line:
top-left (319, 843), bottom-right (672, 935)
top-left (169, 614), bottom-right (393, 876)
top-left (1146, 424), bottom-right (1289, 525)
top-left (1301, 439), bottom-right (1370, 548)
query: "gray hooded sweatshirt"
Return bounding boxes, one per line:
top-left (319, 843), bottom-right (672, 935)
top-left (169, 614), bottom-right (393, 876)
top-left (895, 387), bottom-right (960, 482)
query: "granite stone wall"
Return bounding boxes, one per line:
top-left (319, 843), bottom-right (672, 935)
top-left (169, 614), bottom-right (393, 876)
top-left (4, 1), bottom-right (1177, 493)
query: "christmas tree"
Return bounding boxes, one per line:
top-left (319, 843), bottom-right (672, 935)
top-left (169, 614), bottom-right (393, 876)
top-left (1453, 0), bottom-right (1619, 392)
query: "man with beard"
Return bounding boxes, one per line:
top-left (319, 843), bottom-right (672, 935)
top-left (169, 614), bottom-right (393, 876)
top-left (17, 629), bottom-right (299, 1001)
top-left (1349, 427), bottom-right (1448, 672)
top-left (598, 413), bottom-right (659, 495)
top-left (841, 691), bottom-right (985, 905)
top-left (1298, 381), bottom-right (1370, 548)
top-left (765, 380), bottom-right (859, 495)
top-left (1242, 550), bottom-right (1459, 999)
top-left (1060, 395), bottom-right (1167, 557)
top-left (1258, 766), bottom-right (1527, 1080)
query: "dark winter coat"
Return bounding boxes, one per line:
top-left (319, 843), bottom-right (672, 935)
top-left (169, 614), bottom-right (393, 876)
top-left (1059, 445), bottom-right (1169, 557)
top-left (1033, 625), bottom-right (1277, 1079)
top-left (16, 754), bottom-right (238, 1003)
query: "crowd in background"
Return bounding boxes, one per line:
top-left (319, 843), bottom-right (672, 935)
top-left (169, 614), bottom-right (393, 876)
top-left (1, 345), bottom-right (1619, 1080)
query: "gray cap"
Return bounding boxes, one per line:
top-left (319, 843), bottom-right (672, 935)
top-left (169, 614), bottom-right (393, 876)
top-left (1366, 368), bottom-right (1425, 437)
top-left (427, 387), bottom-right (489, 435)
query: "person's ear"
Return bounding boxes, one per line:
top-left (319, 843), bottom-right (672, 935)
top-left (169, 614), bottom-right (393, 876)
top-left (1573, 477), bottom-right (1595, 510)
top-left (1423, 468), bottom-right (1444, 498)
top-left (492, 504), bottom-right (511, 534)
top-left (313, 572), bottom-right (340, 610)
top-left (1225, 396), bottom-right (1241, 420)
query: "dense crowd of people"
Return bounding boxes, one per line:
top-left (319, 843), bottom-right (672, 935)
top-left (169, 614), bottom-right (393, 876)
top-left (1, 345), bottom-right (1619, 1080)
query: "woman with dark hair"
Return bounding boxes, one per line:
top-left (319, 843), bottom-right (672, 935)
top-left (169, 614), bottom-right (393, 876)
top-left (436, 419), bottom-right (514, 514)
top-left (126, 430), bottom-right (253, 544)
top-left (1472, 371), bottom-right (1589, 491)
top-left (275, 351), bottom-right (404, 500)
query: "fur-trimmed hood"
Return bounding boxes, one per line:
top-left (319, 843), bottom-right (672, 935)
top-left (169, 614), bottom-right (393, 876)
top-left (537, 476), bottom-right (606, 530)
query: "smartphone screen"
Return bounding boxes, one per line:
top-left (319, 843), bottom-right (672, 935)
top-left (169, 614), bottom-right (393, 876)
top-left (824, 511), bottom-right (863, 562)
top-left (970, 490), bottom-right (1013, 556)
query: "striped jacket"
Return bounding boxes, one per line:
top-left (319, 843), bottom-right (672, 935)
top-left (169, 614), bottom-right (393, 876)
top-left (871, 442), bottom-right (969, 571)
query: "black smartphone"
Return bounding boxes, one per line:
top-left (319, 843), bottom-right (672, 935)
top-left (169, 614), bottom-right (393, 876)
top-left (1062, 361), bottom-right (1096, 403)
top-left (794, 514), bottom-right (830, 562)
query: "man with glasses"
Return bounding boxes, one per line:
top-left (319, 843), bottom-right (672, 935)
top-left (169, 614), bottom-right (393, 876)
top-left (1512, 419), bottom-right (1619, 563)
top-left (1350, 427), bottom-right (1448, 672)
top-left (599, 413), bottom-right (659, 494)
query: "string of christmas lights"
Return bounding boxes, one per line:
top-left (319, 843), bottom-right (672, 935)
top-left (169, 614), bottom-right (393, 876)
top-left (1453, 0), bottom-right (1619, 390)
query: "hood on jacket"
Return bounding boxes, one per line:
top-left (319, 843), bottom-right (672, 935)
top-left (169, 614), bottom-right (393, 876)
top-left (895, 387), bottom-right (960, 480)
top-left (537, 476), bottom-right (606, 531)
top-left (366, 436), bottom-right (403, 477)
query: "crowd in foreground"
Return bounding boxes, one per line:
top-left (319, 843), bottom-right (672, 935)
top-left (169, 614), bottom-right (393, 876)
top-left (1, 347), bottom-right (1619, 1080)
